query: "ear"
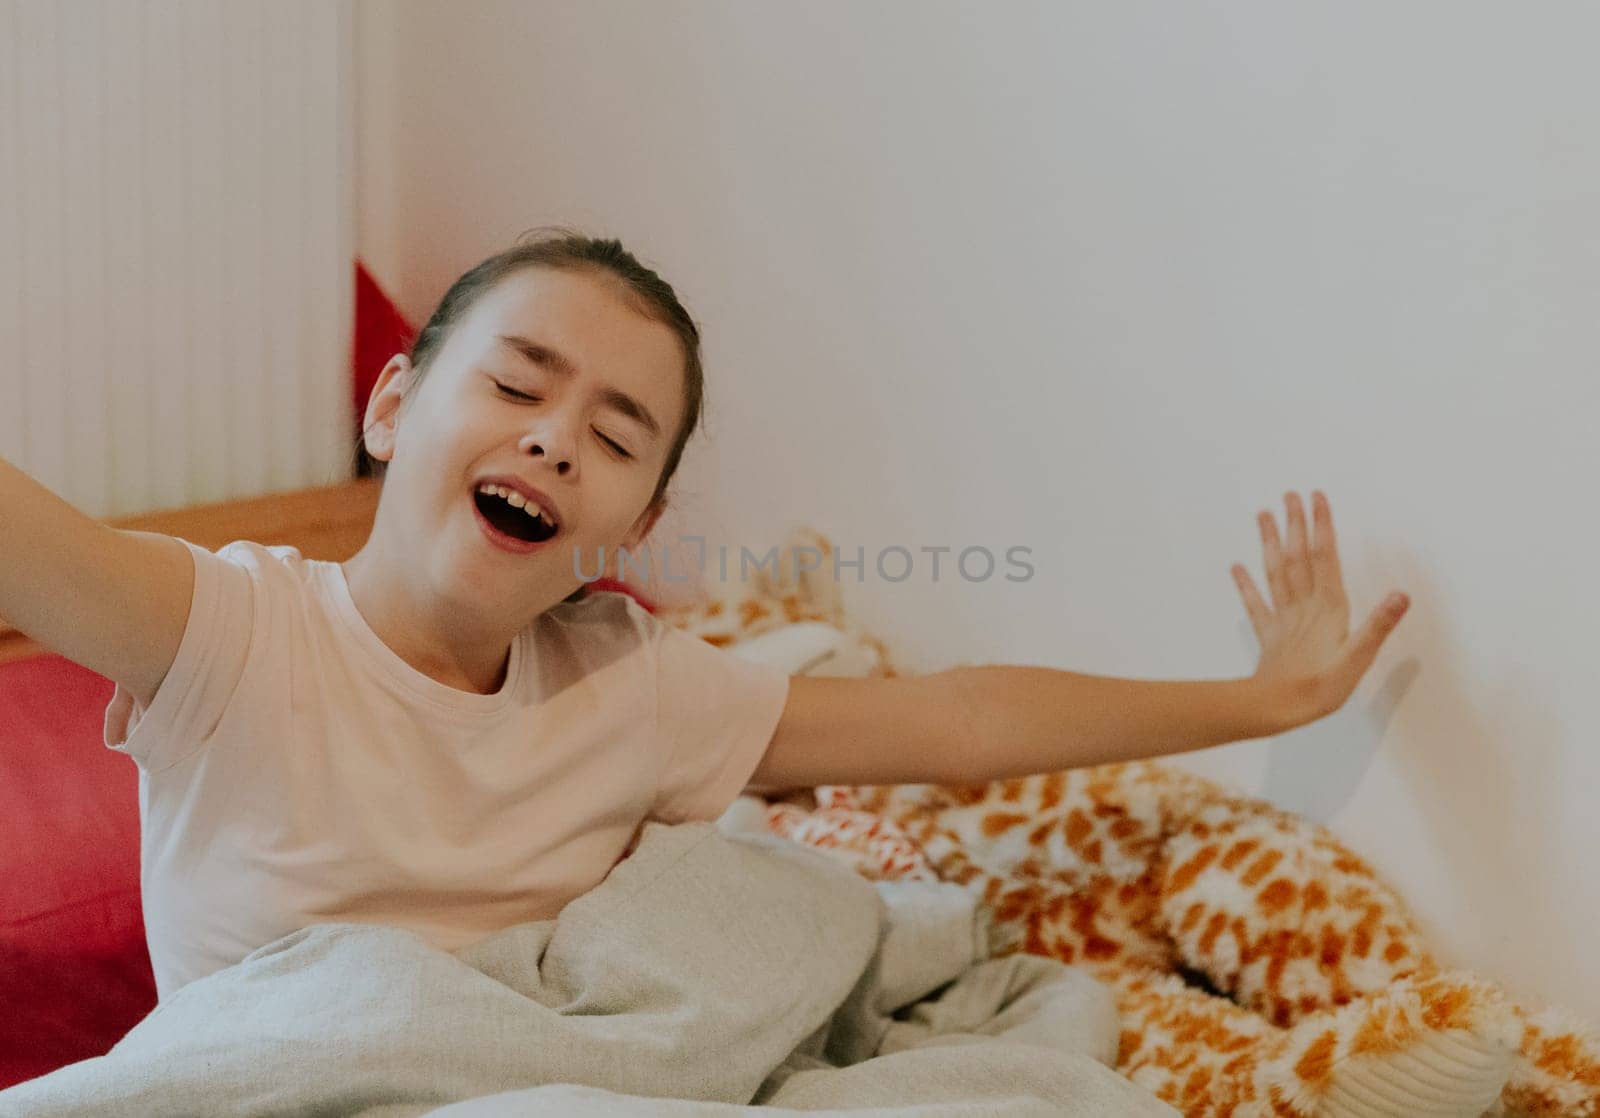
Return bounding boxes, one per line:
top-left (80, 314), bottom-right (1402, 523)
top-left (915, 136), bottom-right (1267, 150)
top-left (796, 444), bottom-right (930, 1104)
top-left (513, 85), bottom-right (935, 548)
top-left (360, 355), bottom-right (415, 465)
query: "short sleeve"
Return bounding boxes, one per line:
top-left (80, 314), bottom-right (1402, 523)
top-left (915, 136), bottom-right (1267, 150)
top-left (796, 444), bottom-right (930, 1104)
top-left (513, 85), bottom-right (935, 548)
top-left (103, 539), bottom-right (256, 772)
top-left (650, 617), bottom-right (792, 825)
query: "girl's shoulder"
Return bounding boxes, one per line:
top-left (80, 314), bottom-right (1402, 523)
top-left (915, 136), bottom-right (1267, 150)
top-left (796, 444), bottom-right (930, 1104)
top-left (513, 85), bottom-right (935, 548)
top-left (183, 540), bottom-right (349, 627)
top-left (175, 538), bottom-right (311, 595)
top-left (208, 537), bottom-right (307, 568)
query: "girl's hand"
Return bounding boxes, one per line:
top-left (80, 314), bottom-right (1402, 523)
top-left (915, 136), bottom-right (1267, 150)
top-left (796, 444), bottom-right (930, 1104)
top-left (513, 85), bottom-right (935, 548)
top-left (1231, 490), bottom-right (1410, 726)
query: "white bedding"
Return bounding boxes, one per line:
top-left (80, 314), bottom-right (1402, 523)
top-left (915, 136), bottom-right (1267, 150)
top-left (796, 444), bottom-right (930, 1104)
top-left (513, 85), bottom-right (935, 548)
top-left (0, 815), bottom-right (1178, 1116)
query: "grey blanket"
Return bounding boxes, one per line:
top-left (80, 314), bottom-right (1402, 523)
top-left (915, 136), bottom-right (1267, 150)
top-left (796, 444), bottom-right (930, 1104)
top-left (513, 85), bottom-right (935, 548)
top-left (0, 808), bottom-right (1178, 1117)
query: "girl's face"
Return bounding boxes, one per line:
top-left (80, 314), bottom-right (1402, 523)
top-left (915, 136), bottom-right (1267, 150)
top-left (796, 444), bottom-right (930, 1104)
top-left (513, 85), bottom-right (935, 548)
top-left (362, 267), bottom-right (685, 618)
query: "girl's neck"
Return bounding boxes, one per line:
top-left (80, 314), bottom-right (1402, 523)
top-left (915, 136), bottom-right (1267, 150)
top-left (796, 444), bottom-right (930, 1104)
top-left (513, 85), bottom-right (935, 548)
top-left (339, 547), bottom-right (516, 697)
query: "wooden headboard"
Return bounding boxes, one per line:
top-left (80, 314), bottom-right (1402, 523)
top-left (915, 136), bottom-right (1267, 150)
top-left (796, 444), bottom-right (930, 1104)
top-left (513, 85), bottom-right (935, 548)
top-left (0, 477), bottom-right (383, 666)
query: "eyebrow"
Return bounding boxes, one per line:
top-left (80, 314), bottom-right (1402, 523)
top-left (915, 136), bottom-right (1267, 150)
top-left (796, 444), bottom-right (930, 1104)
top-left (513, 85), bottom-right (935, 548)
top-left (496, 334), bottom-right (663, 441)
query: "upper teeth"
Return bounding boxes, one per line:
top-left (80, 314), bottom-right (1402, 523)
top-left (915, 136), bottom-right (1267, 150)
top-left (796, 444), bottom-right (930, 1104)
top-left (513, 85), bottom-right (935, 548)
top-left (478, 483), bottom-right (550, 524)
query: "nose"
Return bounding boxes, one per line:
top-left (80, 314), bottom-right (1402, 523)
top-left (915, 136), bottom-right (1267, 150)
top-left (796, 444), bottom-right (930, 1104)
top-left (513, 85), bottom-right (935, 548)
top-left (517, 422), bottom-right (576, 477)
top-left (518, 429), bottom-right (575, 476)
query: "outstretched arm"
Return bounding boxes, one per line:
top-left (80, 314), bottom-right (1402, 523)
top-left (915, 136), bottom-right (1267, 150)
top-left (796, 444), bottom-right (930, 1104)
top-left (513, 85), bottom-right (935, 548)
top-left (0, 456), bottom-right (194, 711)
top-left (748, 489), bottom-right (1409, 790)
top-left (751, 664), bottom-right (1303, 790)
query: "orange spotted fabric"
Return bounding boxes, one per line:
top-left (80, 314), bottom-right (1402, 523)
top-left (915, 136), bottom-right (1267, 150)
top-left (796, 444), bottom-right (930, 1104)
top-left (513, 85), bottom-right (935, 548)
top-left (765, 769), bottom-right (1597, 1117)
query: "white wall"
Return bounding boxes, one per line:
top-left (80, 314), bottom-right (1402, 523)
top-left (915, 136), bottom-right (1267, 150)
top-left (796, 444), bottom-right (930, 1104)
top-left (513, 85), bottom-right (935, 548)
top-left (356, 0), bottom-right (1600, 1022)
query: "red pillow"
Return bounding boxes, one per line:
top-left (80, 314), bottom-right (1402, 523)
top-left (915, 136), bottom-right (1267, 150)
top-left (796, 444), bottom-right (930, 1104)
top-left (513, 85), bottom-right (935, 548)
top-left (352, 260), bottom-right (415, 438)
top-left (0, 654), bottom-right (154, 1089)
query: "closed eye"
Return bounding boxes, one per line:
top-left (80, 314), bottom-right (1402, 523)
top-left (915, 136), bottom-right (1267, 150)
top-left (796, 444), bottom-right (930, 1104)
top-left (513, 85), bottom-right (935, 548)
top-left (495, 381), bottom-right (633, 460)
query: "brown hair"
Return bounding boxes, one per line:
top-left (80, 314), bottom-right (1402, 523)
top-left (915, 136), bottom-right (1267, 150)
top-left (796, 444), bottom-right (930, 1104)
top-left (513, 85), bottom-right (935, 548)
top-left (354, 226), bottom-right (706, 603)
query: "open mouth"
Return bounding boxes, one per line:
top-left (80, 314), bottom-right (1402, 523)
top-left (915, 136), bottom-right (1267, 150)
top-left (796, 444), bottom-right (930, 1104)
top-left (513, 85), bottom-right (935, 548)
top-left (473, 487), bottom-right (559, 544)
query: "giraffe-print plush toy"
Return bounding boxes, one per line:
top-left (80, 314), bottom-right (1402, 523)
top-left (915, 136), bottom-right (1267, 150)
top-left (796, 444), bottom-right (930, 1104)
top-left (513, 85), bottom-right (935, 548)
top-left (661, 525), bottom-right (1600, 1118)
top-left (768, 769), bottom-right (1599, 1118)
top-left (653, 524), bottom-right (895, 668)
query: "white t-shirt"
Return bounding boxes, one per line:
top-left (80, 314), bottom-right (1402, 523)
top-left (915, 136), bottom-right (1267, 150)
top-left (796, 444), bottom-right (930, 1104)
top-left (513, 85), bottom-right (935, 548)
top-left (103, 539), bottom-right (791, 1002)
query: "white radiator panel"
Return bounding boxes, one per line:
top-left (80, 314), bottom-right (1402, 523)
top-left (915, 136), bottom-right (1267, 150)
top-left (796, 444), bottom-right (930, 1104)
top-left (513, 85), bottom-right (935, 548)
top-left (0, 0), bottom-right (353, 518)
